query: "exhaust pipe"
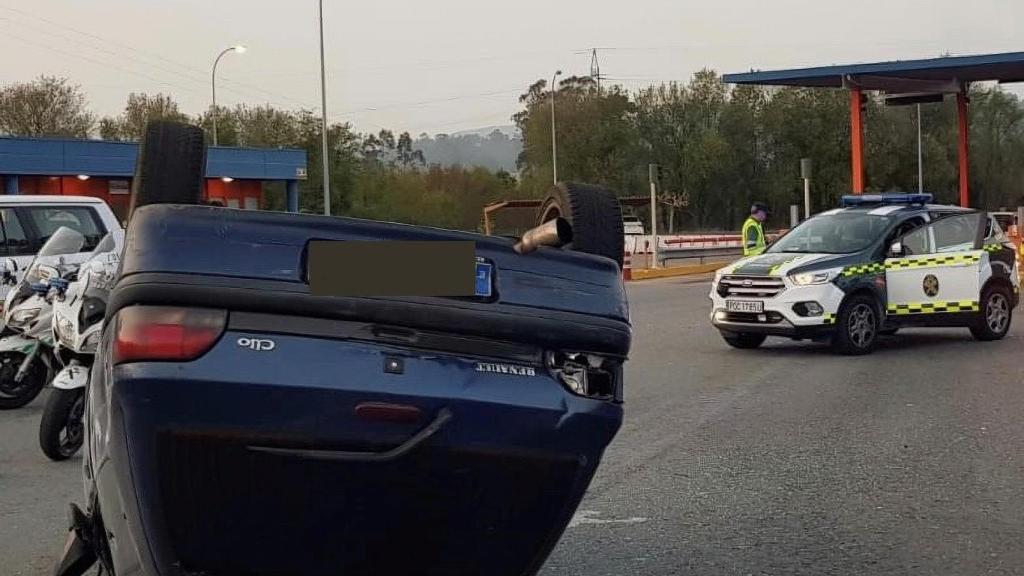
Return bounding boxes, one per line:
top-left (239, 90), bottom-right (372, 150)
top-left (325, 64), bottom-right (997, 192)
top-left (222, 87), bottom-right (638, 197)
top-left (514, 218), bottom-right (573, 255)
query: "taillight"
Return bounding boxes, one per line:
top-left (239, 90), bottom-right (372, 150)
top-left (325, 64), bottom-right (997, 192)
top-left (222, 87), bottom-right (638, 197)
top-left (546, 351), bottom-right (621, 402)
top-left (113, 306), bottom-right (226, 364)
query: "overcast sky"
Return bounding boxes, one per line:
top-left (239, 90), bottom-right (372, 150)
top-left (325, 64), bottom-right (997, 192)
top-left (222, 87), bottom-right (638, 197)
top-left (2, 0), bottom-right (1022, 136)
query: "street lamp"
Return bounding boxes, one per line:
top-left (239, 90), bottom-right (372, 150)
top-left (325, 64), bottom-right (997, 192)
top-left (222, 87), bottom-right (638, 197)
top-left (318, 0), bottom-right (331, 215)
top-left (211, 45), bottom-right (247, 146)
top-left (550, 69), bottom-right (562, 186)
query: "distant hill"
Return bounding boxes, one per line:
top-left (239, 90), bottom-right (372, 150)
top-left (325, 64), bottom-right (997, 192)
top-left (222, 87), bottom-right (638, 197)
top-left (414, 125), bottom-right (522, 173)
top-left (450, 125), bottom-right (518, 138)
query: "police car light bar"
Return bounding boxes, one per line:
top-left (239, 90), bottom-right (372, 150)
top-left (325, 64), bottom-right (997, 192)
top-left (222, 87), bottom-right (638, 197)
top-left (840, 193), bottom-right (933, 207)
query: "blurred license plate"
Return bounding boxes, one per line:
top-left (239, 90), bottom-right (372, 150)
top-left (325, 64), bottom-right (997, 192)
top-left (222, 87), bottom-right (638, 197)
top-left (475, 260), bottom-right (493, 297)
top-left (726, 300), bottom-right (763, 313)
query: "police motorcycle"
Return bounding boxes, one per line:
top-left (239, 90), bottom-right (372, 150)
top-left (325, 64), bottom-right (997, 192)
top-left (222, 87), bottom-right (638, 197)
top-left (39, 232), bottom-right (120, 461)
top-left (0, 227), bottom-right (86, 409)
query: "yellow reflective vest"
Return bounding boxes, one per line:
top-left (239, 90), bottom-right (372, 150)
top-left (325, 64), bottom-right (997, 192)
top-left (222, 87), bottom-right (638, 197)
top-left (742, 217), bottom-right (766, 256)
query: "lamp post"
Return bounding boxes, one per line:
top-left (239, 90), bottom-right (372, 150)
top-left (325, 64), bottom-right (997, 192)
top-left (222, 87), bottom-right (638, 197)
top-left (318, 0), bottom-right (331, 215)
top-left (550, 70), bottom-right (562, 186)
top-left (211, 45), bottom-right (246, 146)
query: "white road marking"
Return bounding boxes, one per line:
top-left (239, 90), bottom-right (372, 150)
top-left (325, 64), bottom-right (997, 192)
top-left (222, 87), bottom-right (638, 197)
top-left (568, 510), bottom-right (648, 528)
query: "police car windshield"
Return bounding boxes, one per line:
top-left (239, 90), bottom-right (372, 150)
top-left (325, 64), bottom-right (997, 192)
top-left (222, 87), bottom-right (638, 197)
top-left (768, 212), bottom-right (889, 254)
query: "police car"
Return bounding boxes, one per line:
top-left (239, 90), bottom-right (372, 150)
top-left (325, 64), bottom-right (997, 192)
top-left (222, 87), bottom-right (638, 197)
top-left (709, 194), bottom-right (1020, 355)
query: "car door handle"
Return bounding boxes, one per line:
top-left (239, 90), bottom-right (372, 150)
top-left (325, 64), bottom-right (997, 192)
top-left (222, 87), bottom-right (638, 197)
top-left (247, 407), bottom-right (453, 463)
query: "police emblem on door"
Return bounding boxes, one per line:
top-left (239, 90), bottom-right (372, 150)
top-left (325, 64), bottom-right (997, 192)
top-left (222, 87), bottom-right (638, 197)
top-left (923, 274), bottom-right (939, 297)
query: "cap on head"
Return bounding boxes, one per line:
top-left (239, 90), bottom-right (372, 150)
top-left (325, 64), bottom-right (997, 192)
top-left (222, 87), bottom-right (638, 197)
top-left (751, 202), bottom-right (770, 215)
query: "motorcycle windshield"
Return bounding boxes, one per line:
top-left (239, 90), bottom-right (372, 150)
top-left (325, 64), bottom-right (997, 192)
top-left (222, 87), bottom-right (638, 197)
top-left (87, 233), bottom-right (116, 260)
top-left (14, 226), bottom-right (86, 296)
top-left (36, 226), bottom-right (86, 260)
top-left (79, 232), bottom-right (119, 292)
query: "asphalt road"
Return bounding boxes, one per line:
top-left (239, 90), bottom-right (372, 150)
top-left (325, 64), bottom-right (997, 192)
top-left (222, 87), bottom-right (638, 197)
top-left (4, 276), bottom-right (1024, 575)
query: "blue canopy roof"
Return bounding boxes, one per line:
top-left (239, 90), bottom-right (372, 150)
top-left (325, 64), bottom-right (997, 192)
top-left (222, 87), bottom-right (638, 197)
top-left (723, 51), bottom-right (1024, 88)
top-left (0, 136), bottom-right (307, 181)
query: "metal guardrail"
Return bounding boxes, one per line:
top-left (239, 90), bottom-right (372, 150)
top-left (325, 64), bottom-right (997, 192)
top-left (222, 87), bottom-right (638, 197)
top-left (658, 246), bottom-right (742, 265)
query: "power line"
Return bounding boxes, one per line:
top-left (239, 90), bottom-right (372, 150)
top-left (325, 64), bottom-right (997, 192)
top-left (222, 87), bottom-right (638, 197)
top-left (0, 3), bottom-right (317, 110)
top-left (331, 87), bottom-right (524, 120)
top-left (0, 28), bottom-right (204, 95)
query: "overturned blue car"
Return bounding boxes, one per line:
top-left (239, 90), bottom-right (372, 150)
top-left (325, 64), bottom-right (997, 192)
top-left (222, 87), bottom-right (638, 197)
top-left (57, 122), bottom-right (630, 576)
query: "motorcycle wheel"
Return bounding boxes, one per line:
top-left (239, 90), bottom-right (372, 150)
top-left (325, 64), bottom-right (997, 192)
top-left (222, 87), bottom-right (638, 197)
top-left (40, 387), bottom-right (86, 461)
top-left (0, 351), bottom-right (46, 409)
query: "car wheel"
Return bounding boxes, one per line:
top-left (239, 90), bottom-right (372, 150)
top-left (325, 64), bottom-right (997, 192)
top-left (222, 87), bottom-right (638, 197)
top-left (0, 352), bottom-right (46, 409)
top-left (970, 284), bottom-right (1012, 341)
top-left (537, 182), bottom-right (624, 267)
top-left (832, 294), bottom-right (879, 355)
top-left (722, 332), bottom-right (767, 349)
top-left (129, 120), bottom-right (206, 218)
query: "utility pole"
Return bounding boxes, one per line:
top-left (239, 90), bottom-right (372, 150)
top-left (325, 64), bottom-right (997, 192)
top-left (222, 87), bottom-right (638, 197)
top-left (550, 70), bottom-right (562, 185)
top-left (590, 48), bottom-right (602, 90)
top-left (318, 0), bottom-right (331, 215)
top-left (801, 158), bottom-right (813, 220)
top-left (649, 164), bottom-right (659, 269)
top-left (917, 103), bottom-right (924, 193)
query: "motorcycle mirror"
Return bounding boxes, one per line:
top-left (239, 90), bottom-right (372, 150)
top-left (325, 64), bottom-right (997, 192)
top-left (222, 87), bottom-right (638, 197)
top-left (3, 258), bottom-right (17, 274)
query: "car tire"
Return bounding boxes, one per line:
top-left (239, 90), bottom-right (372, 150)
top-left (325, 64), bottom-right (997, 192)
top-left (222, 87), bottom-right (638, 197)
top-left (722, 332), bottom-right (767, 349)
top-left (970, 284), bottom-right (1012, 341)
top-left (39, 387), bottom-right (86, 461)
top-left (537, 182), bottom-right (624, 267)
top-left (0, 351), bottom-right (46, 409)
top-left (129, 121), bottom-right (206, 218)
top-left (832, 294), bottom-right (880, 355)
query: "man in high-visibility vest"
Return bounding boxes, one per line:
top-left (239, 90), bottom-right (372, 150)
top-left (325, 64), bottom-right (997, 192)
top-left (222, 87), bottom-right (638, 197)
top-left (742, 202), bottom-right (769, 256)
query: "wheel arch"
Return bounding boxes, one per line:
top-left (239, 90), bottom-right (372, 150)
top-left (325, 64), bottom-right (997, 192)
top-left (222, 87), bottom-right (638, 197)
top-left (839, 284), bottom-right (885, 316)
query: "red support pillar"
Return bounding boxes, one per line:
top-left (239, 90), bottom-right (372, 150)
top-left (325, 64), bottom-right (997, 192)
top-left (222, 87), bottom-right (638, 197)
top-left (956, 90), bottom-right (970, 208)
top-left (850, 89), bottom-right (865, 194)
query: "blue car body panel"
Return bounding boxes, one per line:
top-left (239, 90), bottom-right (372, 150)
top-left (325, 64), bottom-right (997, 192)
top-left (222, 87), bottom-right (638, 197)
top-left (86, 205), bottom-right (630, 576)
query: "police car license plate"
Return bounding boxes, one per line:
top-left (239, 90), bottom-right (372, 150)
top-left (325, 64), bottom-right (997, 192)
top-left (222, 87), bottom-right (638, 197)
top-left (726, 300), bottom-right (763, 313)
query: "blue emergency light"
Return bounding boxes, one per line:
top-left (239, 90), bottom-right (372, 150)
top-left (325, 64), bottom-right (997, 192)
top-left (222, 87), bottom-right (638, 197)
top-left (840, 193), bottom-right (933, 207)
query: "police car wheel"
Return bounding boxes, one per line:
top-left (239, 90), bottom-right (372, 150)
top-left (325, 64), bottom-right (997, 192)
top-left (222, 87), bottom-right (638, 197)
top-left (832, 294), bottom-right (879, 355)
top-left (971, 285), bottom-right (1012, 341)
top-left (722, 332), bottom-right (767, 349)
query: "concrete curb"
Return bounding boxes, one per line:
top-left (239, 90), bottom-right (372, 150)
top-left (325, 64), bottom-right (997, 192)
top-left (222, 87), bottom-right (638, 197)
top-left (629, 262), bottom-right (729, 281)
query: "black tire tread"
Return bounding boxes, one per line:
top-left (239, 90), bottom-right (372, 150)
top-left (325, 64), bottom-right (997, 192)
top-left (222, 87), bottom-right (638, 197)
top-left (39, 388), bottom-right (84, 461)
top-left (537, 182), bottom-right (624, 267)
top-left (831, 294), bottom-right (879, 356)
top-left (129, 121), bottom-right (206, 217)
top-left (970, 284), bottom-right (1012, 341)
top-left (0, 353), bottom-right (45, 410)
top-left (722, 332), bottom-right (767, 349)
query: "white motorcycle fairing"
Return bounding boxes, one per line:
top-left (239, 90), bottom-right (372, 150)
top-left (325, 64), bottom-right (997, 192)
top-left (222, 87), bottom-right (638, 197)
top-left (53, 362), bottom-right (89, 391)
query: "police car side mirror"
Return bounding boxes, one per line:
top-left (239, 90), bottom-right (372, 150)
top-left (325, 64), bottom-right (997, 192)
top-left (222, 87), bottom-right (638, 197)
top-left (889, 241), bottom-right (904, 257)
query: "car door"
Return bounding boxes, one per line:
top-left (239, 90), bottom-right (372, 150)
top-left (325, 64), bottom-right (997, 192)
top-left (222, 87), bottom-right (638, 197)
top-left (885, 211), bottom-right (987, 317)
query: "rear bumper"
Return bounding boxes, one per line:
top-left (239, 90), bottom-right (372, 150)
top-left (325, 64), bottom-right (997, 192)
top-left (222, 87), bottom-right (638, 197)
top-left (95, 332), bottom-right (622, 576)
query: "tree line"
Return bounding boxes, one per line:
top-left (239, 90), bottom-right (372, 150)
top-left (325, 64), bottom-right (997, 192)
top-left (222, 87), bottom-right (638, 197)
top-left (2, 74), bottom-right (1024, 233)
top-left (515, 71), bottom-right (1024, 231)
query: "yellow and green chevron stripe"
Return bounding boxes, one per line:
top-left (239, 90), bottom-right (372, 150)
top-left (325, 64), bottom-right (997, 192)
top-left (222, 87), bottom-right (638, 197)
top-left (822, 313), bottom-right (836, 325)
top-left (843, 253), bottom-right (984, 277)
top-left (885, 253), bottom-right (981, 270)
top-left (886, 300), bottom-right (979, 315)
top-left (984, 243), bottom-right (1006, 254)
top-left (841, 262), bottom-right (886, 277)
